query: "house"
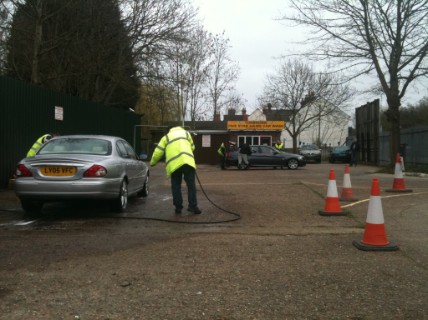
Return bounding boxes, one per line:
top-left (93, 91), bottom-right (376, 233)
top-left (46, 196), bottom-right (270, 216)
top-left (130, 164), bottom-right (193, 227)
top-left (145, 107), bottom-right (291, 165)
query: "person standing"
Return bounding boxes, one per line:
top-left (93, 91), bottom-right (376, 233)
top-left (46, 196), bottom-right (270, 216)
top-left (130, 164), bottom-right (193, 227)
top-left (274, 139), bottom-right (283, 150)
top-left (26, 133), bottom-right (56, 157)
top-left (150, 126), bottom-right (201, 214)
top-left (350, 139), bottom-right (360, 167)
top-left (238, 142), bottom-right (251, 169)
top-left (217, 142), bottom-right (227, 170)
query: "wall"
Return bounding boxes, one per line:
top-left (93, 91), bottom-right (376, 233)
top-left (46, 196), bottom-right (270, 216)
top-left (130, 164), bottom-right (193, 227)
top-left (0, 76), bottom-right (140, 188)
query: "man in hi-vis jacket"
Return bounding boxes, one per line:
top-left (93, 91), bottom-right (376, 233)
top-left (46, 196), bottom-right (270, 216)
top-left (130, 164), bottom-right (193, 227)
top-left (150, 126), bottom-right (202, 215)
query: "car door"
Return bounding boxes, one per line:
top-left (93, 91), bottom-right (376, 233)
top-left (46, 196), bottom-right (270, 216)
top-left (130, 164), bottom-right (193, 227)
top-left (259, 146), bottom-right (277, 166)
top-left (116, 140), bottom-right (142, 193)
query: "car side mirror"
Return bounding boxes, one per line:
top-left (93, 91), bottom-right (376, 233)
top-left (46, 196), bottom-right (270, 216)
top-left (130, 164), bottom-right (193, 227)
top-left (139, 153), bottom-right (148, 160)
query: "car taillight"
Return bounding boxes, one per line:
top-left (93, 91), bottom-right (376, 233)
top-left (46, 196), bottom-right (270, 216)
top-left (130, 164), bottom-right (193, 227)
top-left (83, 165), bottom-right (107, 177)
top-left (16, 164), bottom-right (33, 177)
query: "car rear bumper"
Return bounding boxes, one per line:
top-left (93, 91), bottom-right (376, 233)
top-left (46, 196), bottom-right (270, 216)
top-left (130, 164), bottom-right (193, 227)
top-left (15, 178), bottom-right (121, 200)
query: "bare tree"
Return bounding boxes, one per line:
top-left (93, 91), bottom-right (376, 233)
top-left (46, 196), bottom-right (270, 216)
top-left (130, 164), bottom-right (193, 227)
top-left (120, 0), bottom-right (197, 78)
top-left (205, 32), bottom-right (240, 119)
top-left (282, 0), bottom-right (428, 164)
top-left (261, 59), bottom-right (353, 152)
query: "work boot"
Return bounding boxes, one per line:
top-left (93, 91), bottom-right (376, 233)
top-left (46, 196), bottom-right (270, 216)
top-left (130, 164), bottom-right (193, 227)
top-left (187, 207), bottom-right (202, 214)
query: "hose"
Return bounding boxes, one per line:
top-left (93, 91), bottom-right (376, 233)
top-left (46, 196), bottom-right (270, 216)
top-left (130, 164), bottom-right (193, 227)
top-left (115, 171), bottom-right (241, 224)
top-left (0, 171), bottom-right (242, 225)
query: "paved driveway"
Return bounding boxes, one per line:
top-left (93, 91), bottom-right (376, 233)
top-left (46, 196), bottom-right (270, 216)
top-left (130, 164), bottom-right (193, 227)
top-left (0, 163), bottom-right (427, 319)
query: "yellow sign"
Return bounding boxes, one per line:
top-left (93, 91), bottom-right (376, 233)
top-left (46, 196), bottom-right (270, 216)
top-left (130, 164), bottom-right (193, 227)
top-left (227, 121), bottom-right (285, 131)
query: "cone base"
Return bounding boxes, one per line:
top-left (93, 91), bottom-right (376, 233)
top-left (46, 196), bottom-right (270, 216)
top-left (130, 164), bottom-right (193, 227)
top-left (385, 188), bottom-right (413, 193)
top-left (352, 240), bottom-right (399, 251)
top-left (319, 210), bottom-right (347, 216)
top-left (339, 197), bottom-right (358, 202)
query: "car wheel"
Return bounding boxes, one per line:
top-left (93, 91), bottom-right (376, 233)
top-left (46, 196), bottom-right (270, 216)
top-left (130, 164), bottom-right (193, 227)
top-left (21, 199), bottom-right (43, 218)
top-left (287, 159), bottom-right (299, 170)
top-left (111, 180), bottom-right (128, 212)
top-left (137, 175), bottom-right (149, 197)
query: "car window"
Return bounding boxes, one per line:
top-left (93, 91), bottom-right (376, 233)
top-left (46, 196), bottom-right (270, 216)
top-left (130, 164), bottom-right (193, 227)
top-left (260, 146), bottom-right (274, 155)
top-left (39, 138), bottom-right (111, 155)
top-left (301, 144), bottom-right (318, 150)
top-left (334, 146), bottom-right (350, 152)
top-left (122, 141), bottom-right (138, 160)
top-left (116, 141), bottom-right (129, 158)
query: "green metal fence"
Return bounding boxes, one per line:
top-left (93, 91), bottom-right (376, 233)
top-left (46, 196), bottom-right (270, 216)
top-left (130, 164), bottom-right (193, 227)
top-left (0, 76), bottom-right (140, 188)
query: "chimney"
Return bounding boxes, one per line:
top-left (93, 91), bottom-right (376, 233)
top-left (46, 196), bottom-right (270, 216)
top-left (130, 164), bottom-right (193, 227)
top-left (213, 113), bottom-right (221, 122)
top-left (242, 108), bottom-right (246, 115)
top-left (228, 108), bottom-right (236, 115)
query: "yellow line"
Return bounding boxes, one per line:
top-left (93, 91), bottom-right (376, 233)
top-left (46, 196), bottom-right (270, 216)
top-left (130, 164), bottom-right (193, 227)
top-left (342, 191), bottom-right (428, 208)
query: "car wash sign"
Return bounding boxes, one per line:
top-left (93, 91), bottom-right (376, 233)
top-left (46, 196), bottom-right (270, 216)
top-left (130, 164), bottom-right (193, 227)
top-left (227, 121), bottom-right (285, 131)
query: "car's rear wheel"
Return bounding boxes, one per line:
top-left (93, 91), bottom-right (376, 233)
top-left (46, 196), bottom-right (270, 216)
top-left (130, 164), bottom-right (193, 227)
top-left (21, 199), bottom-right (43, 218)
top-left (137, 175), bottom-right (149, 197)
top-left (287, 159), bottom-right (299, 170)
top-left (111, 180), bottom-right (128, 212)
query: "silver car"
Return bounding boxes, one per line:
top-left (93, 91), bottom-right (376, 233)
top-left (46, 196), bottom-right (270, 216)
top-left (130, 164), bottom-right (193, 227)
top-left (15, 135), bottom-right (149, 216)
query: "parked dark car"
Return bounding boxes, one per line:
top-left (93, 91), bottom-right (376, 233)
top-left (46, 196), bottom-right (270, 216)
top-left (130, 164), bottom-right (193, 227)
top-left (15, 135), bottom-right (149, 216)
top-left (299, 144), bottom-right (322, 163)
top-left (329, 145), bottom-right (351, 163)
top-left (226, 145), bottom-right (306, 170)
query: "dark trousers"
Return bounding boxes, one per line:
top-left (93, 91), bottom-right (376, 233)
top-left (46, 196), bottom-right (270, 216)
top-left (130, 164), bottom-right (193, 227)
top-left (220, 155), bottom-right (226, 169)
top-left (351, 151), bottom-right (358, 166)
top-left (171, 164), bottom-right (197, 210)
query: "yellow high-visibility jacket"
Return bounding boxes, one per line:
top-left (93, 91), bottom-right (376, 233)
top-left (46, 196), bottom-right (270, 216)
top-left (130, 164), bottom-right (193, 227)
top-left (275, 143), bottom-right (283, 150)
top-left (27, 134), bottom-right (51, 157)
top-left (217, 143), bottom-right (226, 156)
top-left (150, 127), bottom-right (196, 176)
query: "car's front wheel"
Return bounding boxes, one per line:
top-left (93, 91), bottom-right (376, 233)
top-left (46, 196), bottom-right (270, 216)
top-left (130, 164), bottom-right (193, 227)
top-left (287, 159), bottom-right (299, 170)
top-left (111, 180), bottom-right (128, 212)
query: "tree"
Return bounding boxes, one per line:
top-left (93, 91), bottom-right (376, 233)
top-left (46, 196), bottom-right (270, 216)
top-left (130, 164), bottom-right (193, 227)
top-left (381, 96), bottom-right (428, 130)
top-left (205, 32), bottom-right (240, 120)
top-left (4, 0), bottom-right (139, 109)
top-left (283, 0), bottom-right (428, 164)
top-left (260, 59), bottom-right (353, 152)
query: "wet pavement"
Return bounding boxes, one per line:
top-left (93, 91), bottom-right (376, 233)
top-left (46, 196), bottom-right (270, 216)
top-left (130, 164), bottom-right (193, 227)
top-left (0, 163), bottom-right (427, 319)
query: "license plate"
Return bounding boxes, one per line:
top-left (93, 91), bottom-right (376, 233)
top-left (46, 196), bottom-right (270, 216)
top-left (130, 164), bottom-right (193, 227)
top-left (40, 166), bottom-right (76, 176)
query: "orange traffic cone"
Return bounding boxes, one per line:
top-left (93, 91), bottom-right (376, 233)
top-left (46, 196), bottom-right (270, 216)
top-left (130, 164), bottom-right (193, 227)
top-left (353, 178), bottom-right (399, 251)
top-left (319, 169), bottom-right (346, 216)
top-left (340, 164), bottom-right (358, 202)
top-left (386, 153), bottom-right (412, 193)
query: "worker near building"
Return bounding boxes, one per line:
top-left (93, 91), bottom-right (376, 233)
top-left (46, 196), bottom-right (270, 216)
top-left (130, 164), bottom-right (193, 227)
top-left (217, 142), bottom-right (227, 170)
top-left (350, 139), bottom-right (360, 167)
top-left (274, 139), bottom-right (283, 150)
top-left (150, 126), bottom-right (202, 215)
top-left (238, 142), bottom-right (251, 169)
top-left (26, 133), bottom-right (56, 157)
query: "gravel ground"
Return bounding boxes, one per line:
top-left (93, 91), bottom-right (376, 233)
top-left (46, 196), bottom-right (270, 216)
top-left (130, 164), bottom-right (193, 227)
top-left (0, 163), bottom-right (427, 320)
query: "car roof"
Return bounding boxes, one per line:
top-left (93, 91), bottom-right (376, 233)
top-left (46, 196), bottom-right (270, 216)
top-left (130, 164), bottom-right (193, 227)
top-left (52, 135), bottom-right (123, 142)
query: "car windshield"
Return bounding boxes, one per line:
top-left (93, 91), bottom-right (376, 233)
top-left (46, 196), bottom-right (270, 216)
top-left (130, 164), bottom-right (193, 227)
top-left (333, 146), bottom-right (350, 152)
top-left (301, 144), bottom-right (318, 150)
top-left (39, 138), bottom-right (112, 155)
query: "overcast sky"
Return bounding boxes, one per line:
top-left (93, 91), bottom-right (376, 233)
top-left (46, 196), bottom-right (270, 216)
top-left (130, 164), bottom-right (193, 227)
top-left (191, 0), bottom-right (427, 114)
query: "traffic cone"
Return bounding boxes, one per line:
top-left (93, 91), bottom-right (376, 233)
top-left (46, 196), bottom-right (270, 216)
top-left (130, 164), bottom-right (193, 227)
top-left (319, 169), bottom-right (346, 216)
top-left (340, 164), bottom-right (358, 202)
top-left (353, 178), bottom-right (399, 251)
top-left (385, 153), bottom-right (412, 193)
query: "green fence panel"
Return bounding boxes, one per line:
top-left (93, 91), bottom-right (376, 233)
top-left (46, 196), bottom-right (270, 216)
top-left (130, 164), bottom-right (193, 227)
top-left (0, 76), bottom-right (140, 188)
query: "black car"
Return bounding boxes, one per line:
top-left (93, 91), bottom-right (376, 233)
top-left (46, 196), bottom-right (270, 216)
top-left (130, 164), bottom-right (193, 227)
top-left (329, 145), bottom-right (351, 163)
top-left (226, 145), bottom-right (306, 170)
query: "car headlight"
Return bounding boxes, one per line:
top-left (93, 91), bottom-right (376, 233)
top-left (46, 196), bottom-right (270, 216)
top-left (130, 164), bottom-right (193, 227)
top-left (298, 156), bottom-right (304, 160)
